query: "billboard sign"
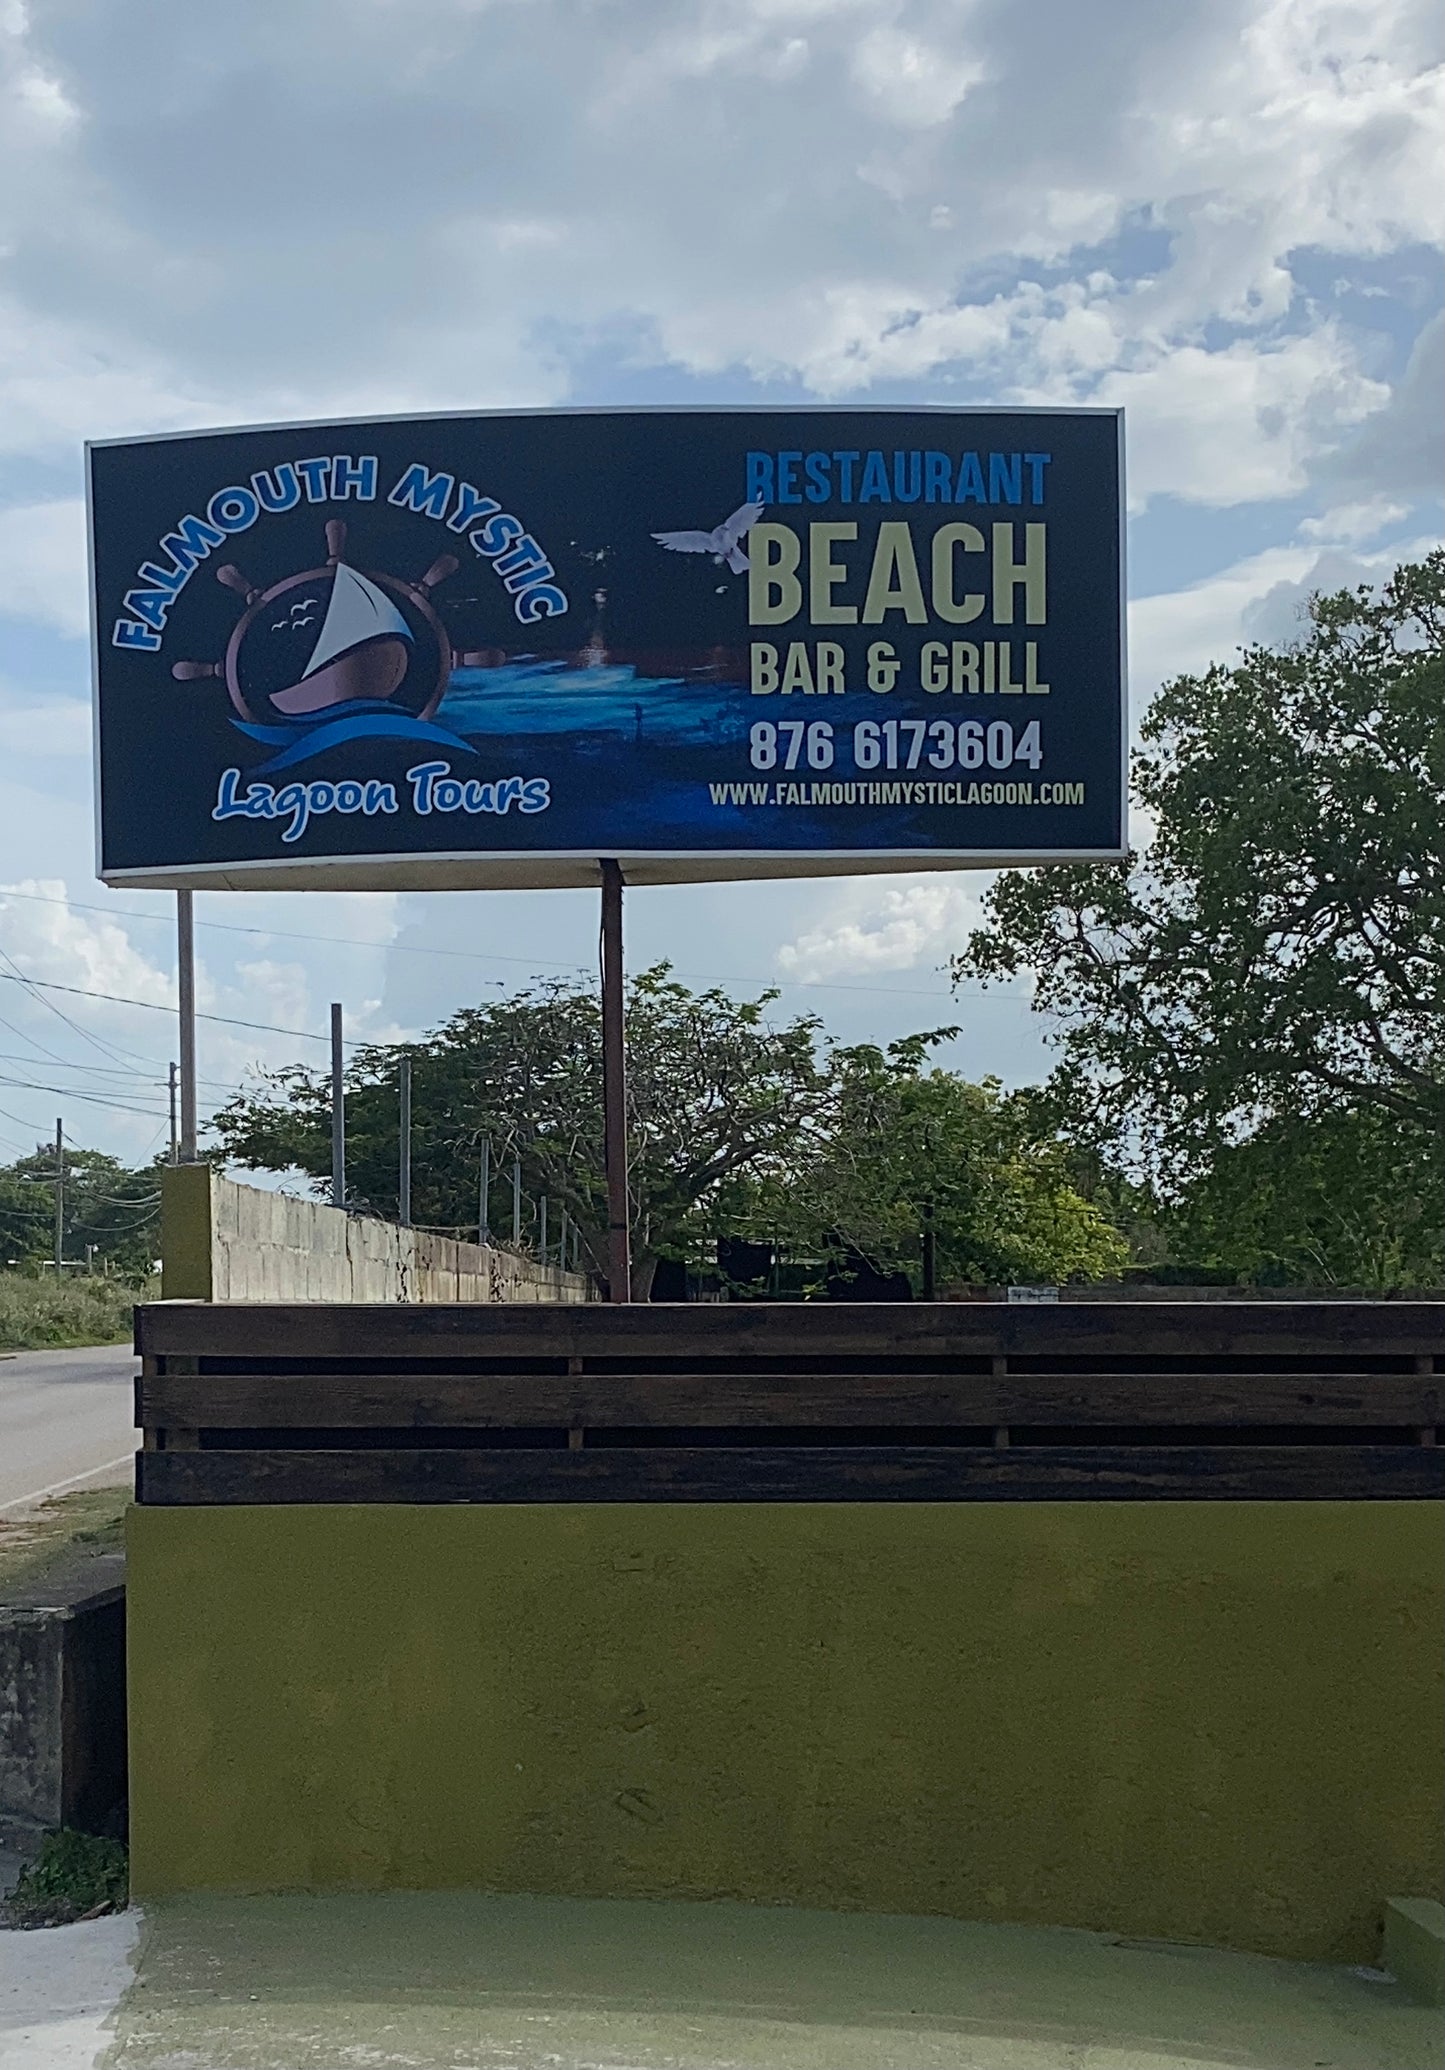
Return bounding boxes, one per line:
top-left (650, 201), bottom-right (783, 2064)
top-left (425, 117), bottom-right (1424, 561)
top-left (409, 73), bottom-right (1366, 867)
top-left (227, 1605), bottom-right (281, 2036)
top-left (88, 408), bottom-right (1125, 889)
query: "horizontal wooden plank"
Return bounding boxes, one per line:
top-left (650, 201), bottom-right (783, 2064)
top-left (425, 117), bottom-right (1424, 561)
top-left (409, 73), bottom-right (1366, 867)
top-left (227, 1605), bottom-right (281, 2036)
top-left (133, 1299), bottom-right (1445, 1363)
top-left (136, 1444), bottom-right (1445, 1506)
top-left (138, 1368), bottom-right (1443, 1429)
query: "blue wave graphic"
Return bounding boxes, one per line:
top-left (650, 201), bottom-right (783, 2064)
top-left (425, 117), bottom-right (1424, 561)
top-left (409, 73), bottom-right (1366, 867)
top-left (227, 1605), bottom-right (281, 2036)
top-left (232, 705), bottom-right (478, 774)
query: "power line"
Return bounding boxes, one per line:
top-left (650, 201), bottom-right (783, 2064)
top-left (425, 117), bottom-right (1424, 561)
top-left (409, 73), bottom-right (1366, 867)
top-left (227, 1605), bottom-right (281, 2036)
top-left (0, 1048), bottom-right (233, 1094)
top-left (0, 1006), bottom-right (95, 1073)
top-left (0, 944), bottom-right (159, 1069)
top-left (0, 970), bottom-right (350, 1046)
top-left (0, 1077), bottom-right (167, 1117)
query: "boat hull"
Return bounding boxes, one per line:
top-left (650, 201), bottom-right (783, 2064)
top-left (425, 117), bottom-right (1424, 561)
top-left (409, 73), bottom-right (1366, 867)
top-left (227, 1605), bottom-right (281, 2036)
top-left (270, 636), bottom-right (410, 715)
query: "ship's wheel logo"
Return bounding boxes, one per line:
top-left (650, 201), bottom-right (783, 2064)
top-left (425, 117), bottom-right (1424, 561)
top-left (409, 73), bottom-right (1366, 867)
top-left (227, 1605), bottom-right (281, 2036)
top-left (172, 519), bottom-right (477, 774)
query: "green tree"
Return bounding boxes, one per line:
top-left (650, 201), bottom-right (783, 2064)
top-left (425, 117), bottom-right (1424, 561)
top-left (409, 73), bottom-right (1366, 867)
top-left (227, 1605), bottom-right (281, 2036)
top-left (210, 966), bottom-right (834, 1298)
top-left (1163, 1108), bottom-right (1445, 1291)
top-left (0, 1143), bottom-right (162, 1281)
top-left (759, 1038), bottom-right (1129, 1289)
top-left (955, 555), bottom-right (1445, 1271)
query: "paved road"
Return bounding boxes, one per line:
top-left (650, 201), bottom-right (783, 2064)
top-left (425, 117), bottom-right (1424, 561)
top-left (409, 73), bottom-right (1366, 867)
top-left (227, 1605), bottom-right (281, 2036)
top-left (0, 1342), bottom-right (137, 1513)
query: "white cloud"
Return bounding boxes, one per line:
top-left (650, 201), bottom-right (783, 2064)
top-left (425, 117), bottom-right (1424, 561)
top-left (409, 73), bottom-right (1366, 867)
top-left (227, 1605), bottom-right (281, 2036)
top-left (0, 869), bottom-right (405, 1160)
top-left (0, 0), bottom-right (1434, 482)
top-left (0, 689), bottom-right (90, 755)
top-left (850, 25), bottom-right (986, 129)
top-left (0, 875), bottom-right (170, 1006)
top-left (777, 873), bottom-right (987, 982)
top-left (1319, 308), bottom-right (1445, 502)
top-left (1298, 498), bottom-right (1409, 546)
top-left (0, 497), bottom-right (88, 637)
top-left (1128, 526), bottom-right (1440, 703)
top-left (1090, 329), bottom-right (1388, 508)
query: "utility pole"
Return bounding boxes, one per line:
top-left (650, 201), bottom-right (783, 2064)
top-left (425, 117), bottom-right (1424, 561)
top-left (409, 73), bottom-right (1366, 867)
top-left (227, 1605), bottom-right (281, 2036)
top-left (398, 1056), bottom-right (412, 1228)
top-left (599, 859), bottom-right (631, 1302)
top-left (168, 1062), bottom-right (178, 1167)
top-left (478, 1138), bottom-right (491, 1246)
top-left (512, 1156), bottom-right (522, 1245)
top-left (176, 890), bottom-right (197, 1162)
top-left (330, 1003), bottom-right (345, 1210)
top-left (53, 1118), bottom-right (63, 1272)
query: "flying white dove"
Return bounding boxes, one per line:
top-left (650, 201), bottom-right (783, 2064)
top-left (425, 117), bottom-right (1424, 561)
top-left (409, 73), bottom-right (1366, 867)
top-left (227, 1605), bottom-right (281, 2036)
top-left (652, 500), bottom-right (765, 575)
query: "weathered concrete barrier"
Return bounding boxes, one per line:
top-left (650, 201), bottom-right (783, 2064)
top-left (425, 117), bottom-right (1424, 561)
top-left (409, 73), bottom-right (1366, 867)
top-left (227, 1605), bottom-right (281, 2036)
top-left (161, 1166), bottom-right (589, 1303)
top-left (0, 1551), bottom-right (126, 1841)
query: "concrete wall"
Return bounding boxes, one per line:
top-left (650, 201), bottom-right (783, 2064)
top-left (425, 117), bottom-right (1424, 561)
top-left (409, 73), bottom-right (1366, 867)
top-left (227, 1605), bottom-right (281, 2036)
top-left (161, 1165), bottom-right (588, 1304)
top-left (2, 1571), bottom-right (126, 1838)
top-left (125, 1500), bottom-right (1445, 1963)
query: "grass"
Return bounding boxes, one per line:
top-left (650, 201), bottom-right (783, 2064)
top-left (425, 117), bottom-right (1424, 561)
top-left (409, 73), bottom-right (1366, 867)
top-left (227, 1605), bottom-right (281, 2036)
top-left (0, 1271), bottom-right (145, 1350)
top-left (0, 1486), bottom-right (129, 1595)
top-left (2, 1830), bottom-right (128, 1929)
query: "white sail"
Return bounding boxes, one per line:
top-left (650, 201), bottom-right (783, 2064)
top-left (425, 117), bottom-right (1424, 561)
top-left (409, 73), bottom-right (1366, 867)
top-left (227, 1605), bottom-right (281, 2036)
top-left (302, 563), bottom-right (412, 680)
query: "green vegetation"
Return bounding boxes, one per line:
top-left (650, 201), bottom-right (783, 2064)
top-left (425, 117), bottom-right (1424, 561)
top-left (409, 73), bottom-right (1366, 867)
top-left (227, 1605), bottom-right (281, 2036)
top-left (3, 1829), bottom-right (128, 1929)
top-left (0, 1141), bottom-right (163, 1280)
top-left (0, 1486), bottom-right (129, 1596)
top-left (958, 552), bottom-right (1445, 1289)
top-left (212, 972), bottom-right (1125, 1297)
top-left (0, 1270), bottom-right (141, 1349)
top-left (746, 1039), bottom-right (1126, 1289)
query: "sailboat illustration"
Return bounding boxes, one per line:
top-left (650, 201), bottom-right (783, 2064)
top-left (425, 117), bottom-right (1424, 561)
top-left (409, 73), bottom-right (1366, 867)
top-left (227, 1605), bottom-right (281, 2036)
top-left (268, 562), bottom-right (414, 715)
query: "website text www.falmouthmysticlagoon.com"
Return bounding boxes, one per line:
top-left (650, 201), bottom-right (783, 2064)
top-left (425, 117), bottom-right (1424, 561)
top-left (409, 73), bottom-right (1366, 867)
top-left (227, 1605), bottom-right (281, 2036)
top-left (707, 779), bottom-right (1087, 807)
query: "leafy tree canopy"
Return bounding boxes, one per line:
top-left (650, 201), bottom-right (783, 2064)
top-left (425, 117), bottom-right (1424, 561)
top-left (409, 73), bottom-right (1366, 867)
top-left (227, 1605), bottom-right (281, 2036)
top-left (1159, 1107), bottom-right (1444, 1292)
top-left (753, 1037), bottom-right (1128, 1288)
top-left (0, 1143), bottom-right (162, 1281)
top-left (211, 966), bottom-right (834, 1298)
top-left (210, 969), bottom-right (1127, 1296)
top-left (956, 554), bottom-right (1445, 1175)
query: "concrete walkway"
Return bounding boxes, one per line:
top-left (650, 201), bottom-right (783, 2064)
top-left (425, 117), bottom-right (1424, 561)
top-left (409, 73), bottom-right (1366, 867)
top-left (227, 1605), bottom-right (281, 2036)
top-left (7, 1892), bottom-right (1430, 2070)
top-left (0, 1912), bottom-right (137, 2070)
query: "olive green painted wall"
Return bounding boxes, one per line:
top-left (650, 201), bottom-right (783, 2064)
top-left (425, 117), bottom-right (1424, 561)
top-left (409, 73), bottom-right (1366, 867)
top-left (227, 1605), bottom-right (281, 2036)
top-left (126, 1502), bottom-right (1445, 1962)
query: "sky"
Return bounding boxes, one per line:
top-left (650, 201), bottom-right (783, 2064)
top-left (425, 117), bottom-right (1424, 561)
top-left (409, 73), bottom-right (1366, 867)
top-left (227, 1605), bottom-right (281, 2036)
top-left (0, 0), bottom-right (1441, 1170)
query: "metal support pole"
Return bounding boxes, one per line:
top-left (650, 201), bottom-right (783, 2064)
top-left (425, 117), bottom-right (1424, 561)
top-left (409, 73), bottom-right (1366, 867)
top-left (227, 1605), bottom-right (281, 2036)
top-left (599, 859), bottom-right (631, 1302)
top-left (168, 1062), bottom-right (178, 1167)
top-left (921, 1202), bottom-right (937, 1301)
top-left (176, 890), bottom-right (198, 1162)
top-left (53, 1118), bottom-right (63, 1272)
top-left (512, 1156), bottom-right (522, 1245)
top-left (398, 1056), bottom-right (412, 1228)
top-left (478, 1138), bottom-right (491, 1246)
top-left (330, 1003), bottom-right (346, 1210)
top-left (539, 1194), bottom-right (549, 1264)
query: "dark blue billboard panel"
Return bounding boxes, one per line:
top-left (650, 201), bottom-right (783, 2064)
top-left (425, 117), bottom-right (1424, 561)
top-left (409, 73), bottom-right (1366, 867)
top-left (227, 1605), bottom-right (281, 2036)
top-left (88, 408), bottom-right (1125, 889)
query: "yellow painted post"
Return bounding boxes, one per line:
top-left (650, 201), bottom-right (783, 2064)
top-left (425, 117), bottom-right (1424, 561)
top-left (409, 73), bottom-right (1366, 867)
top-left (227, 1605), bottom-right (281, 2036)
top-left (160, 1163), bottom-right (215, 1301)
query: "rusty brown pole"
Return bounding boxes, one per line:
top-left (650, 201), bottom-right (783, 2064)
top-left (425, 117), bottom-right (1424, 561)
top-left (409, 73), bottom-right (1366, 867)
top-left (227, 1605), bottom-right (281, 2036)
top-left (599, 859), bottom-right (631, 1302)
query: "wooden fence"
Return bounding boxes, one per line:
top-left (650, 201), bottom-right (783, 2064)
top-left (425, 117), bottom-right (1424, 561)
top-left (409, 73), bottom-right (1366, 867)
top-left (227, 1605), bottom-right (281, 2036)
top-left (134, 1299), bottom-right (1445, 1504)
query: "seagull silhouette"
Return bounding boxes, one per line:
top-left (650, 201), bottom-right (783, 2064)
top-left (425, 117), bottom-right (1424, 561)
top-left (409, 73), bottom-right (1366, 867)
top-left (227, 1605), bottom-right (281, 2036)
top-left (652, 500), bottom-right (764, 575)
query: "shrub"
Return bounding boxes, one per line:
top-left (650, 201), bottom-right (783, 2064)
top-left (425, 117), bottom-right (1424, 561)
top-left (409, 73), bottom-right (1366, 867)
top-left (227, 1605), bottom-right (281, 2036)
top-left (3, 1830), bottom-right (128, 1929)
top-left (0, 1273), bottom-right (146, 1350)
